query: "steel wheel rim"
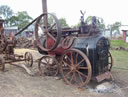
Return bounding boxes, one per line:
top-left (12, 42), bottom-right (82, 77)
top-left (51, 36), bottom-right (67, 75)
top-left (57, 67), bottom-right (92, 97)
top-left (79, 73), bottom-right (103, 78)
top-left (35, 13), bottom-right (61, 52)
top-left (38, 55), bottom-right (59, 76)
top-left (108, 51), bottom-right (113, 71)
top-left (0, 56), bottom-right (5, 71)
top-left (60, 49), bottom-right (92, 87)
top-left (61, 37), bottom-right (74, 49)
top-left (25, 52), bottom-right (33, 67)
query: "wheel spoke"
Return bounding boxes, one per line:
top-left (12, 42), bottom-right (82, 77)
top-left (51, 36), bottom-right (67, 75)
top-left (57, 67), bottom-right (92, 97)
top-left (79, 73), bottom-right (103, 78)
top-left (66, 56), bottom-right (72, 65)
top-left (76, 70), bottom-right (87, 78)
top-left (75, 52), bottom-right (78, 64)
top-left (62, 67), bottom-right (70, 70)
top-left (40, 61), bottom-right (47, 65)
top-left (39, 56), bottom-right (58, 76)
top-left (76, 59), bottom-right (85, 67)
top-left (47, 57), bottom-right (50, 64)
top-left (70, 52), bottom-right (73, 64)
top-left (70, 72), bottom-right (74, 82)
top-left (73, 72), bottom-right (77, 82)
top-left (62, 60), bottom-right (71, 68)
top-left (48, 23), bottom-right (56, 31)
top-left (50, 65), bottom-right (57, 69)
top-left (78, 67), bottom-right (88, 70)
top-left (44, 57), bottom-right (48, 63)
top-left (65, 70), bottom-right (72, 78)
top-left (47, 32), bottom-right (56, 41)
top-left (77, 71), bottom-right (84, 83)
top-left (37, 33), bottom-right (46, 41)
top-left (28, 53), bottom-right (31, 58)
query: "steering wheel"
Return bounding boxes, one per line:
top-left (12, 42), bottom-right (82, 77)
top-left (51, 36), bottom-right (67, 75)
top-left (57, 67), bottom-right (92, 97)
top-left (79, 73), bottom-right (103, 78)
top-left (35, 13), bottom-right (61, 52)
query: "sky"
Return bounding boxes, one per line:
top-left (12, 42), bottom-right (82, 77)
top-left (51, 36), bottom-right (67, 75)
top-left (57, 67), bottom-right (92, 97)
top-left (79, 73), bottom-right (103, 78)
top-left (0, 0), bottom-right (128, 26)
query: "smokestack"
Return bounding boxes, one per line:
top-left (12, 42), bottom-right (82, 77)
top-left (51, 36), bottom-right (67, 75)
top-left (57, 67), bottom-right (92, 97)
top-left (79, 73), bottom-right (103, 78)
top-left (42, 0), bottom-right (48, 27)
top-left (42, 0), bottom-right (48, 13)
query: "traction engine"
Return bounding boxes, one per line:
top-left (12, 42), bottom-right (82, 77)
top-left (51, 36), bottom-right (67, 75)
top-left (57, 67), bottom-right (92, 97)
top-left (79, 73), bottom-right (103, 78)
top-left (35, 0), bottom-right (113, 87)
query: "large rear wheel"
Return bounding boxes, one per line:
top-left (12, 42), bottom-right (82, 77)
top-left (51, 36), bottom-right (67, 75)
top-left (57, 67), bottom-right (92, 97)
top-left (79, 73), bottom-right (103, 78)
top-left (60, 49), bottom-right (92, 87)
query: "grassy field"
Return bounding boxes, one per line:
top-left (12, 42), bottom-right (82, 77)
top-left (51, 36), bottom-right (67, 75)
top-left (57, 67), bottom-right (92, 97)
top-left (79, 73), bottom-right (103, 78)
top-left (111, 50), bottom-right (128, 70)
top-left (110, 40), bottom-right (128, 48)
top-left (110, 40), bottom-right (128, 70)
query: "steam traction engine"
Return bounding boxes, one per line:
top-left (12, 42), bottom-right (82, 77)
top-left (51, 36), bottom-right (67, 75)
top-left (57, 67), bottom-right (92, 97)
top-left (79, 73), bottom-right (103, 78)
top-left (35, 0), bottom-right (113, 87)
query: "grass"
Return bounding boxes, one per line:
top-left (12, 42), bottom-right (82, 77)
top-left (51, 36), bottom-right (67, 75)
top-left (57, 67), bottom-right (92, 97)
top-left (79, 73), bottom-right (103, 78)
top-left (111, 50), bottom-right (128, 70)
top-left (110, 40), bottom-right (128, 48)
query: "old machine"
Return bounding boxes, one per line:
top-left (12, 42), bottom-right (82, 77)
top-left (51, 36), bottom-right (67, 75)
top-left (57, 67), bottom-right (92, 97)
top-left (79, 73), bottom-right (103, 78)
top-left (0, 0), bottom-right (113, 87)
top-left (0, 18), bottom-right (33, 74)
top-left (34, 0), bottom-right (113, 87)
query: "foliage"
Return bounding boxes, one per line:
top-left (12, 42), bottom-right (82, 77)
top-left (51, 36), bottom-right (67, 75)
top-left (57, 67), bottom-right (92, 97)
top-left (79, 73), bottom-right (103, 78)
top-left (9, 11), bottom-right (33, 29)
top-left (110, 40), bottom-right (128, 48)
top-left (0, 5), bottom-right (33, 29)
top-left (48, 14), bottom-right (69, 28)
top-left (0, 5), bottom-right (13, 26)
top-left (107, 22), bottom-right (121, 34)
top-left (59, 18), bottom-right (68, 27)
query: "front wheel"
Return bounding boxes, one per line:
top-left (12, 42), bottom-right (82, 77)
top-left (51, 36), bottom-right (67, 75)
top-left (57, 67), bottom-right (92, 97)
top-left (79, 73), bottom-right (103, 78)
top-left (38, 55), bottom-right (59, 76)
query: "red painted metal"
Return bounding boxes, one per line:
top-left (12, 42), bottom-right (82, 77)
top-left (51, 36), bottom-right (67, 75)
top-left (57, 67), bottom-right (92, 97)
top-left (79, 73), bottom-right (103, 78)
top-left (122, 30), bottom-right (126, 42)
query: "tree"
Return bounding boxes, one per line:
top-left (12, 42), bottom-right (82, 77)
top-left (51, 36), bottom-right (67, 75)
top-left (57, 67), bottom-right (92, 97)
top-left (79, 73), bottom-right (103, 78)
top-left (59, 18), bottom-right (69, 27)
top-left (48, 14), bottom-right (69, 28)
top-left (107, 22), bottom-right (121, 38)
top-left (9, 11), bottom-right (33, 29)
top-left (0, 5), bottom-right (13, 26)
top-left (107, 22), bottom-right (121, 34)
top-left (112, 22), bottom-right (121, 34)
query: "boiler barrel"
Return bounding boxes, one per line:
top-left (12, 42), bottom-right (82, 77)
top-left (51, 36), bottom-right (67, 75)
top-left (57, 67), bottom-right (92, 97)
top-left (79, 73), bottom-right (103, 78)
top-left (72, 35), bottom-right (110, 76)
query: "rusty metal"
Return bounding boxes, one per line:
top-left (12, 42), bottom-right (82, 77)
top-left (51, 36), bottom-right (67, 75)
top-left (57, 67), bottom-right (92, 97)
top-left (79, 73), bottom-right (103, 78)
top-left (38, 55), bottom-right (59, 76)
top-left (60, 49), bottom-right (92, 87)
top-left (95, 71), bottom-right (113, 82)
top-left (108, 51), bottom-right (113, 71)
top-left (25, 52), bottom-right (33, 67)
top-left (0, 55), bottom-right (5, 71)
top-left (42, 0), bottom-right (48, 27)
top-left (61, 36), bottom-right (74, 49)
top-left (0, 19), bottom-right (33, 75)
top-left (35, 13), bottom-right (61, 52)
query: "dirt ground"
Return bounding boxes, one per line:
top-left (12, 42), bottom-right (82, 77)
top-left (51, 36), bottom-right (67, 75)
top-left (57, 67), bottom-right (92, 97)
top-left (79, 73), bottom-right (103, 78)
top-left (0, 48), bottom-right (127, 97)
